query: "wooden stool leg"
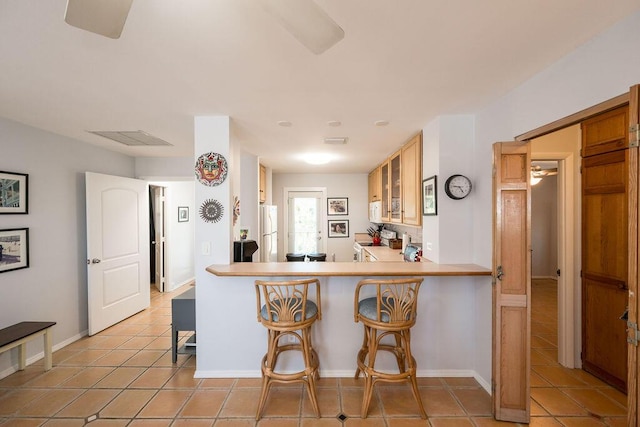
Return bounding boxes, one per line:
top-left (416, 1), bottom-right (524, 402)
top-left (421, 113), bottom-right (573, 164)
top-left (361, 373), bottom-right (375, 418)
top-left (393, 332), bottom-right (406, 372)
top-left (256, 329), bottom-right (280, 420)
top-left (302, 327), bottom-right (320, 417)
top-left (404, 329), bottom-right (426, 419)
top-left (43, 328), bottom-right (53, 371)
top-left (354, 325), bottom-right (369, 379)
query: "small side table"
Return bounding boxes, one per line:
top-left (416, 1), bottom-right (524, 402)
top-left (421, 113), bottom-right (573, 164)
top-left (171, 288), bottom-right (195, 363)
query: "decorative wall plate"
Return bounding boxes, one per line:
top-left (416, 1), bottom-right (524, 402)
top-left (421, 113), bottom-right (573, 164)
top-left (195, 152), bottom-right (228, 186)
top-left (199, 199), bottom-right (224, 223)
top-left (233, 196), bottom-right (240, 226)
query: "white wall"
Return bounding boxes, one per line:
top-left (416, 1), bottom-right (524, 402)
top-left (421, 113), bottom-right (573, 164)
top-left (470, 9), bottom-right (640, 382)
top-left (532, 176), bottom-right (558, 278)
top-left (272, 173), bottom-right (370, 262)
top-left (422, 115), bottom-right (475, 264)
top-left (239, 151), bottom-right (259, 260)
top-left (0, 117), bottom-right (135, 377)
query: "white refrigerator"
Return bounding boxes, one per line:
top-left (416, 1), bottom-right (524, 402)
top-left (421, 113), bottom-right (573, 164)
top-left (260, 205), bottom-right (278, 262)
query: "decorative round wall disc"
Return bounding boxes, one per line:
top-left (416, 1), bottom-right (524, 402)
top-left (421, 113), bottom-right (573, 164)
top-left (200, 199), bottom-right (224, 223)
top-left (195, 152), bottom-right (228, 186)
top-left (233, 196), bottom-right (240, 226)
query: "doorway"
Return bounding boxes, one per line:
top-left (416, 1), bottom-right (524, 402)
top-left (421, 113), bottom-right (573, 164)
top-left (531, 126), bottom-right (580, 369)
top-left (149, 185), bottom-right (166, 292)
top-left (283, 188), bottom-right (327, 257)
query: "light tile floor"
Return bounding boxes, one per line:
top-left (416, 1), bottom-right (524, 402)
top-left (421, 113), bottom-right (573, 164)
top-left (0, 280), bottom-right (627, 426)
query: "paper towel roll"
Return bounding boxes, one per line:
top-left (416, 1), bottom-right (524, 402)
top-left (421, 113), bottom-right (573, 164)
top-left (401, 232), bottom-right (410, 254)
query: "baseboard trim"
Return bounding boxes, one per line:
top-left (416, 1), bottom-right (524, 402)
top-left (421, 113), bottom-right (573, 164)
top-left (194, 368), bottom-right (491, 394)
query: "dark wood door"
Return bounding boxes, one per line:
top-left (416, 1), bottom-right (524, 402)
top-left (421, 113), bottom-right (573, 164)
top-left (581, 106), bottom-right (629, 392)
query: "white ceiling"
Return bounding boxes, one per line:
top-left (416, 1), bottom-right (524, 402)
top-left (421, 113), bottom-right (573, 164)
top-left (1, 1), bottom-right (639, 173)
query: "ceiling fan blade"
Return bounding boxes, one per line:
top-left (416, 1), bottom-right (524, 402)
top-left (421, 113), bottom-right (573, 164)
top-left (259, 0), bottom-right (344, 54)
top-left (64, 0), bottom-right (133, 39)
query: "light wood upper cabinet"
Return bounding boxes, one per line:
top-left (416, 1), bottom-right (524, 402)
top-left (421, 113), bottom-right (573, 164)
top-left (368, 167), bottom-right (381, 202)
top-left (368, 132), bottom-right (422, 226)
top-left (259, 164), bottom-right (266, 204)
top-left (390, 149), bottom-right (402, 223)
top-left (401, 133), bottom-right (422, 226)
top-left (381, 161), bottom-right (390, 222)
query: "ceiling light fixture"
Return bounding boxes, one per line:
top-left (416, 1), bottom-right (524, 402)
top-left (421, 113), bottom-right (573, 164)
top-left (324, 137), bottom-right (348, 145)
top-left (300, 153), bottom-right (333, 165)
top-left (374, 120), bottom-right (389, 127)
top-left (277, 121), bottom-right (292, 127)
top-left (327, 120), bottom-right (341, 127)
top-left (530, 175), bottom-right (543, 186)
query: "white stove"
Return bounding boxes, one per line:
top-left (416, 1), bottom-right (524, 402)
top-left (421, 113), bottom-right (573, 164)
top-left (353, 240), bottom-right (372, 262)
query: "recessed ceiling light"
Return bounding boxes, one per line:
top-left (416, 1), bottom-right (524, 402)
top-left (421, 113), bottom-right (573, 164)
top-left (327, 120), bottom-right (341, 127)
top-left (374, 120), bottom-right (389, 127)
top-left (277, 121), bottom-right (292, 127)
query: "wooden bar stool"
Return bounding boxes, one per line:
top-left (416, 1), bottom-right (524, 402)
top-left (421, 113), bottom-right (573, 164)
top-left (353, 277), bottom-right (426, 419)
top-left (254, 278), bottom-right (322, 420)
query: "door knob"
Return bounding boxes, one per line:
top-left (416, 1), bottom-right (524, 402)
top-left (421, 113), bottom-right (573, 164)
top-left (91, 258), bottom-right (101, 264)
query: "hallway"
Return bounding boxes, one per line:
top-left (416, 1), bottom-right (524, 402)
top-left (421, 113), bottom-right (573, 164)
top-left (0, 281), bottom-right (629, 426)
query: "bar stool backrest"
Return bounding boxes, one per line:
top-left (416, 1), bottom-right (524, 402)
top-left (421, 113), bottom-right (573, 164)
top-left (255, 278), bottom-right (322, 330)
top-left (354, 277), bottom-right (423, 329)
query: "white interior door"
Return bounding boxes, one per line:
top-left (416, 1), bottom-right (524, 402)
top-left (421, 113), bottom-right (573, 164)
top-left (152, 186), bottom-right (165, 292)
top-left (86, 172), bottom-right (150, 335)
top-left (285, 188), bottom-right (326, 255)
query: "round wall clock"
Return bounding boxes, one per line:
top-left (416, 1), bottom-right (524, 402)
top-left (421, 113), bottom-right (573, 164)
top-left (195, 152), bottom-right (228, 186)
top-left (444, 174), bottom-right (472, 200)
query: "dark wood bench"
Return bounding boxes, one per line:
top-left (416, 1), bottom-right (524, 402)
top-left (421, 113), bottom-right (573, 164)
top-left (0, 321), bottom-right (56, 371)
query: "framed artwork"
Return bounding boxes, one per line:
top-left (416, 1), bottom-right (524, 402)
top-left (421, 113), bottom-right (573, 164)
top-left (0, 171), bottom-right (28, 214)
top-left (423, 175), bottom-right (437, 216)
top-left (328, 219), bottom-right (349, 238)
top-left (178, 206), bottom-right (189, 222)
top-left (239, 227), bottom-right (249, 240)
top-left (0, 228), bottom-right (29, 273)
top-left (327, 197), bottom-right (348, 215)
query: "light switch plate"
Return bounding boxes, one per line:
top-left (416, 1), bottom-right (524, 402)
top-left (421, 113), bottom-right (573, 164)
top-left (202, 242), bottom-right (211, 256)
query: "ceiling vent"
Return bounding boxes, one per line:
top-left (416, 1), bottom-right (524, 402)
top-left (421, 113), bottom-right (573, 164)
top-left (88, 130), bottom-right (173, 146)
top-left (324, 137), bottom-right (348, 145)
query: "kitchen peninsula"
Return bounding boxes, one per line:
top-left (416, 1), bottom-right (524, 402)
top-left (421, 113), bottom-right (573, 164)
top-left (200, 261), bottom-right (493, 390)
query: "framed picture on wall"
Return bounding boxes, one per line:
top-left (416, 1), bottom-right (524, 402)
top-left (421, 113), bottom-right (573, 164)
top-left (423, 175), bottom-right (437, 216)
top-left (178, 206), bottom-right (189, 222)
top-left (327, 197), bottom-right (348, 215)
top-left (0, 228), bottom-right (29, 273)
top-left (0, 171), bottom-right (28, 214)
top-left (328, 220), bottom-right (349, 238)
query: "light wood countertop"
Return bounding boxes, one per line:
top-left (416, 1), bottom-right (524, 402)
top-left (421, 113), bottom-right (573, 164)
top-left (363, 245), bottom-right (407, 262)
top-left (206, 261), bottom-right (491, 277)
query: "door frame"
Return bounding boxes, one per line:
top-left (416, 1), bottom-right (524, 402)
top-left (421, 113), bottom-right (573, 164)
top-left (283, 187), bottom-right (327, 258)
top-left (529, 153), bottom-right (576, 368)
top-left (514, 86), bottom-right (638, 424)
top-left (150, 185), bottom-right (166, 292)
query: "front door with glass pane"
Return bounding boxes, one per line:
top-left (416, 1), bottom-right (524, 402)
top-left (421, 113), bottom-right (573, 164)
top-left (286, 189), bottom-right (326, 256)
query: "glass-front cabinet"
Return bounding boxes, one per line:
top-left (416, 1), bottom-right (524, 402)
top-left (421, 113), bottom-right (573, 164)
top-left (390, 150), bottom-right (402, 222)
top-left (381, 162), bottom-right (390, 221)
top-left (368, 131), bottom-right (422, 227)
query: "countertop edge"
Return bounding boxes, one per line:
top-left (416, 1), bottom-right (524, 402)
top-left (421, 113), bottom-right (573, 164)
top-left (206, 262), bottom-right (492, 277)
